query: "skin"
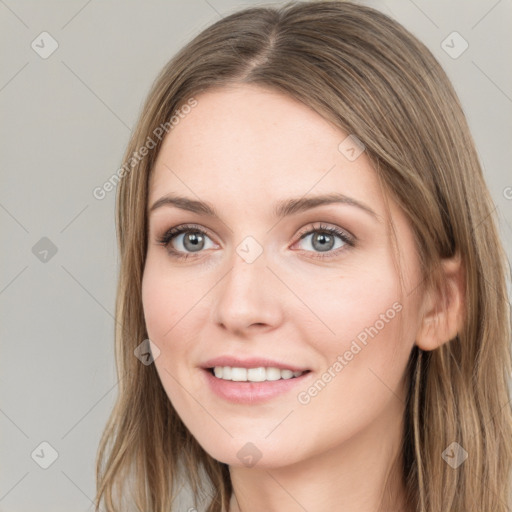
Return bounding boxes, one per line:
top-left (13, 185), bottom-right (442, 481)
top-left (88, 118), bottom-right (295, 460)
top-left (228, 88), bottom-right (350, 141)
top-left (141, 84), bottom-right (464, 512)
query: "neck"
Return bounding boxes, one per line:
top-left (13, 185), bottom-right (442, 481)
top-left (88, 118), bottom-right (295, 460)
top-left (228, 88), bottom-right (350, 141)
top-left (227, 398), bottom-right (411, 512)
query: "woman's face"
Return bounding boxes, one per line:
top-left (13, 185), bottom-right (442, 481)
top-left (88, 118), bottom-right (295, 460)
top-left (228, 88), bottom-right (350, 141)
top-left (142, 83), bottom-right (426, 468)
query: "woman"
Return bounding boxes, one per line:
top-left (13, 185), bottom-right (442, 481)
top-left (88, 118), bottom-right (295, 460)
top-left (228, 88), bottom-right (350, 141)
top-left (94, 1), bottom-right (512, 511)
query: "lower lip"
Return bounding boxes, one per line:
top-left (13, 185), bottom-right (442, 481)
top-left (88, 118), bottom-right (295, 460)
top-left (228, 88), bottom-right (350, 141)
top-left (201, 368), bottom-right (312, 404)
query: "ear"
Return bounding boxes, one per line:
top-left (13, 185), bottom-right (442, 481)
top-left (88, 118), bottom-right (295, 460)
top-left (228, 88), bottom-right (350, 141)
top-left (416, 253), bottom-right (465, 351)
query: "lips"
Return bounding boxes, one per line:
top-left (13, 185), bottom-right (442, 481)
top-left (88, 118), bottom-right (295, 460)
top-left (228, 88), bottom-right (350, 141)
top-left (201, 364), bottom-right (313, 404)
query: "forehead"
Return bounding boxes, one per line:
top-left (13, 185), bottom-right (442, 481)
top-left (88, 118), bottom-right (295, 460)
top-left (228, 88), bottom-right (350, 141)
top-left (148, 84), bottom-right (381, 213)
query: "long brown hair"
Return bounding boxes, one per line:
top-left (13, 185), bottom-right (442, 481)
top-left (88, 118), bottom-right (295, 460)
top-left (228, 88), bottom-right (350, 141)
top-left (94, 1), bottom-right (512, 510)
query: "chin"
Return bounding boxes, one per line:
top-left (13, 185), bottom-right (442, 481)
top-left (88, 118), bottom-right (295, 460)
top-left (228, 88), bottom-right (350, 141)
top-left (195, 436), bottom-right (305, 470)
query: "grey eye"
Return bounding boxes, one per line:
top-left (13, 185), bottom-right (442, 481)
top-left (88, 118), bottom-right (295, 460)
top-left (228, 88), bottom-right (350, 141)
top-left (172, 231), bottom-right (214, 253)
top-left (298, 231), bottom-right (346, 253)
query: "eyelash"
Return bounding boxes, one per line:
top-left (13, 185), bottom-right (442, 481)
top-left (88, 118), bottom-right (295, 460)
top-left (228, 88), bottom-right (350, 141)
top-left (156, 222), bottom-right (355, 261)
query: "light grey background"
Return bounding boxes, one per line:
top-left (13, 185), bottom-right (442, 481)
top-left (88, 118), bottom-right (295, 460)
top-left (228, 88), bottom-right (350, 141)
top-left (1, 1), bottom-right (511, 511)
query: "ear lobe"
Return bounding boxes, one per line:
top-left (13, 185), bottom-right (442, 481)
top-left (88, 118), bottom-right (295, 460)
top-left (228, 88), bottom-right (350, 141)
top-left (416, 253), bottom-right (465, 351)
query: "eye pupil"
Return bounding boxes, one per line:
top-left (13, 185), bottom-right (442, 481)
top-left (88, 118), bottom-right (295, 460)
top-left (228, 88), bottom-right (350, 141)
top-left (183, 232), bottom-right (204, 252)
top-left (313, 232), bottom-right (334, 252)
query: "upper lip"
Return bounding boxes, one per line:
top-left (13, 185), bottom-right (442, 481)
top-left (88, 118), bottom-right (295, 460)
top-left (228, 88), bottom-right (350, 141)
top-left (201, 356), bottom-right (310, 372)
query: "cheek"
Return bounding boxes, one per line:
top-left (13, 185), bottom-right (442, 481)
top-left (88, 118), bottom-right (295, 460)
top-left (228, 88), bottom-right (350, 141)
top-left (141, 258), bottom-right (205, 341)
top-left (141, 267), bottom-right (175, 341)
top-left (141, 272), bottom-right (169, 377)
top-left (141, 262), bottom-right (203, 410)
top-left (289, 261), bottom-right (415, 406)
top-left (290, 261), bottom-right (404, 349)
top-left (141, 258), bottom-right (215, 389)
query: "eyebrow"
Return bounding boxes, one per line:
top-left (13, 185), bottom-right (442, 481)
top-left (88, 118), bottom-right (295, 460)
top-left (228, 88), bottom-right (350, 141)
top-left (149, 192), bottom-right (381, 222)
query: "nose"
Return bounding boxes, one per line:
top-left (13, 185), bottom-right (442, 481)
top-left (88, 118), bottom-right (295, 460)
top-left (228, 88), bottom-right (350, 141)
top-left (212, 246), bottom-right (284, 336)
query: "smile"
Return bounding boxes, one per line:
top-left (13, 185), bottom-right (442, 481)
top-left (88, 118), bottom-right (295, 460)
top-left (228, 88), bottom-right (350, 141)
top-left (210, 366), bottom-right (307, 382)
top-left (202, 367), bottom-right (313, 404)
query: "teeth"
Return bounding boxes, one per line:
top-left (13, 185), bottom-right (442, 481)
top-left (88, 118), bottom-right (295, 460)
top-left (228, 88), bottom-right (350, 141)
top-left (231, 367), bottom-right (247, 381)
top-left (211, 366), bottom-right (305, 382)
top-left (213, 366), bottom-right (224, 378)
